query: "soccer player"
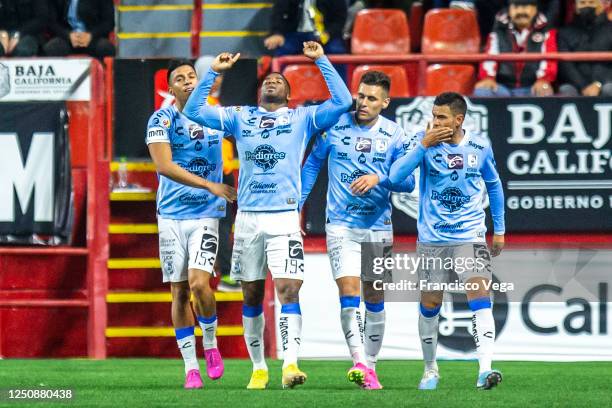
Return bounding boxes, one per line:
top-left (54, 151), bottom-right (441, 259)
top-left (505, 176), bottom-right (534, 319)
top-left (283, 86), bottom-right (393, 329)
top-left (300, 71), bottom-right (415, 390)
top-left (145, 60), bottom-right (237, 389)
top-left (184, 43), bottom-right (352, 389)
top-left (389, 92), bottom-right (505, 390)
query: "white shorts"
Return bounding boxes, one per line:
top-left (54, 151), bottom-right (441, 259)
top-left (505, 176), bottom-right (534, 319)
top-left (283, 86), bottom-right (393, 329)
top-left (326, 224), bottom-right (393, 281)
top-left (158, 217), bottom-right (219, 283)
top-left (230, 210), bottom-right (304, 282)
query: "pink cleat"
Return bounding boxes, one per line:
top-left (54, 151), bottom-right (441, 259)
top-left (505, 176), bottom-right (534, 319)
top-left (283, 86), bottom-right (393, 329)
top-left (184, 369), bottom-right (203, 389)
top-left (347, 362), bottom-right (368, 387)
top-left (204, 348), bottom-right (225, 380)
top-left (364, 368), bottom-right (383, 390)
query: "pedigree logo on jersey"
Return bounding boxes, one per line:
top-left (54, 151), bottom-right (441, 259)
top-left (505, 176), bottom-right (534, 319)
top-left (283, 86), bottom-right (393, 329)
top-left (184, 158), bottom-right (216, 178)
top-left (355, 137), bottom-right (372, 153)
top-left (431, 187), bottom-right (470, 212)
top-left (447, 154), bottom-right (464, 169)
top-left (340, 169), bottom-right (368, 184)
top-left (244, 144), bottom-right (286, 171)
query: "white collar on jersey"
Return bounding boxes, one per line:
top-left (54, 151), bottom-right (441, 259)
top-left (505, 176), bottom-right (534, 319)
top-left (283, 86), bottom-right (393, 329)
top-left (351, 111), bottom-right (381, 132)
top-left (257, 106), bottom-right (289, 113)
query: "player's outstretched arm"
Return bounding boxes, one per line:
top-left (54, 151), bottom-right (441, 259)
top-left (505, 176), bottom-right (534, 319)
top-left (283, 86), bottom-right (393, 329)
top-left (183, 52), bottom-right (240, 130)
top-left (303, 41), bottom-right (352, 129)
top-left (148, 143), bottom-right (237, 202)
top-left (299, 153), bottom-right (325, 209)
top-left (482, 145), bottom-right (506, 256)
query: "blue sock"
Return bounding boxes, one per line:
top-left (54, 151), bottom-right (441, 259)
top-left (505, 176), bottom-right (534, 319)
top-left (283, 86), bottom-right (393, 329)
top-left (280, 302), bottom-right (301, 315)
top-left (365, 301), bottom-right (384, 313)
top-left (340, 296), bottom-right (360, 309)
top-left (468, 297), bottom-right (491, 312)
top-left (419, 303), bottom-right (441, 318)
top-left (242, 304), bottom-right (263, 317)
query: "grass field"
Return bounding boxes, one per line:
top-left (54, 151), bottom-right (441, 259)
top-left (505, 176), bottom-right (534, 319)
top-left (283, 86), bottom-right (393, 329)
top-left (0, 359), bottom-right (610, 407)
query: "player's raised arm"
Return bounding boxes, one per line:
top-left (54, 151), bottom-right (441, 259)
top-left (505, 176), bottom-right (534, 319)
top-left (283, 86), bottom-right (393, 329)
top-left (183, 52), bottom-right (240, 131)
top-left (303, 41), bottom-right (352, 129)
top-left (299, 133), bottom-right (330, 209)
top-left (481, 145), bottom-right (506, 256)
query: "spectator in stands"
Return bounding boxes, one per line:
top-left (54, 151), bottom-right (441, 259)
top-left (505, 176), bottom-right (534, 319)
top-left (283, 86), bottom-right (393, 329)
top-left (43, 0), bottom-right (115, 59)
top-left (0, 0), bottom-right (48, 57)
top-left (558, 0), bottom-right (612, 96)
top-left (474, 0), bottom-right (557, 97)
top-left (264, 0), bottom-right (347, 55)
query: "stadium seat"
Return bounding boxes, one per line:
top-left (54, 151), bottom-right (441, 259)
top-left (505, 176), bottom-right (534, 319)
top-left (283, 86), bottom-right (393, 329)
top-left (409, 2), bottom-right (424, 52)
top-left (351, 9), bottom-right (410, 54)
top-left (351, 65), bottom-right (411, 98)
top-left (425, 64), bottom-right (475, 96)
top-left (282, 64), bottom-right (330, 106)
top-left (421, 9), bottom-right (480, 54)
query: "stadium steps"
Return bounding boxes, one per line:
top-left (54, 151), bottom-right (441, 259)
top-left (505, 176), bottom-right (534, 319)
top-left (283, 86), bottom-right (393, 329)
top-left (116, 0), bottom-right (272, 57)
top-left (107, 160), bottom-right (248, 358)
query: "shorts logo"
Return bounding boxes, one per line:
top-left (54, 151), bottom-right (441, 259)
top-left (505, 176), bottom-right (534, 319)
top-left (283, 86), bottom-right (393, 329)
top-left (468, 154), bottom-right (478, 167)
top-left (185, 158), bottom-right (216, 178)
top-left (189, 124), bottom-right (204, 140)
top-left (245, 144), bottom-right (286, 171)
top-left (375, 138), bottom-right (388, 153)
top-left (200, 233), bottom-right (218, 253)
top-left (431, 187), bottom-right (470, 212)
top-left (288, 240), bottom-right (304, 260)
top-left (447, 154), bottom-right (463, 169)
top-left (355, 137), bottom-right (372, 153)
top-left (259, 116), bottom-right (275, 128)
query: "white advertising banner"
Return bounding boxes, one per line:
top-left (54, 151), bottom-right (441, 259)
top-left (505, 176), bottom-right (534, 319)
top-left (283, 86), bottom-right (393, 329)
top-left (0, 58), bottom-right (91, 101)
top-left (276, 252), bottom-right (612, 361)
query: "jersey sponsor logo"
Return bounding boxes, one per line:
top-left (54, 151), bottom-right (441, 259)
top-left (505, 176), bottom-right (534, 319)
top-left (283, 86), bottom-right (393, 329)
top-left (431, 187), bottom-right (470, 212)
top-left (450, 170), bottom-right (459, 181)
top-left (433, 221), bottom-right (464, 232)
top-left (189, 124), bottom-right (204, 140)
top-left (433, 153), bottom-right (443, 163)
top-left (468, 153), bottom-right (478, 167)
top-left (171, 143), bottom-right (184, 150)
top-left (447, 154), bottom-right (464, 169)
top-left (195, 141), bottom-right (203, 151)
top-left (259, 116), bottom-right (275, 128)
top-left (334, 124), bottom-right (351, 131)
top-left (248, 180), bottom-right (278, 194)
top-left (261, 129), bottom-right (270, 139)
top-left (468, 140), bottom-right (484, 150)
top-left (429, 169), bottom-right (441, 177)
top-left (355, 137), bottom-right (372, 152)
top-left (276, 128), bottom-right (291, 136)
top-left (200, 233), bottom-right (218, 253)
top-left (373, 156), bottom-right (386, 163)
top-left (341, 136), bottom-right (350, 145)
top-left (346, 202), bottom-right (376, 215)
top-left (375, 138), bottom-right (388, 153)
top-left (247, 116), bottom-right (256, 126)
top-left (245, 144), bottom-right (286, 171)
top-left (358, 153), bottom-right (367, 164)
top-left (336, 152), bottom-right (350, 161)
top-left (162, 118), bottom-right (171, 128)
top-left (288, 240), bottom-right (304, 260)
top-left (403, 143), bottom-right (411, 152)
top-left (378, 128), bottom-right (392, 137)
top-left (340, 169), bottom-right (368, 183)
top-left (208, 138), bottom-right (219, 148)
top-left (178, 193), bottom-right (210, 204)
top-left (242, 129), bottom-right (254, 137)
top-left (278, 115), bottom-right (290, 125)
top-left (184, 157), bottom-right (217, 178)
top-left (147, 127), bottom-right (167, 140)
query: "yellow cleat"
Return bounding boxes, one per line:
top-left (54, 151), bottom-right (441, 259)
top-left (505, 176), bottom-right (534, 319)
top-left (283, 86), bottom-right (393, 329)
top-left (282, 364), bottom-right (307, 389)
top-left (246, 369), bottom-right (269, 390)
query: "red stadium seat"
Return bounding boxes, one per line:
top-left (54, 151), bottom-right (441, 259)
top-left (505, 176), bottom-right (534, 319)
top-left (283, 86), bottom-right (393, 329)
top-left (351, 65), bottom-right (411, 98)
top-left (351, 9), bottom-right (410, 54)
top-left (409, 2), bottom-right (424, 52)
top-left (425, 64), bottom-right (476, 96)
top-left (421, 9), bottom-right (480, 54)
top-left (282, 64), bottom-right (330, 106)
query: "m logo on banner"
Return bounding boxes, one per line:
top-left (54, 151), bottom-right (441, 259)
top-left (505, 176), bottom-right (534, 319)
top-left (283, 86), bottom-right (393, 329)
top-left (0, 132), bottom-right (54, 222)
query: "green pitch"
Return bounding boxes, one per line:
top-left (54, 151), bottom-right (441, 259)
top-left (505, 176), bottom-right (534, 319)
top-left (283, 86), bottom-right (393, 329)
top-left (1, 359), bottom-right (610, 407)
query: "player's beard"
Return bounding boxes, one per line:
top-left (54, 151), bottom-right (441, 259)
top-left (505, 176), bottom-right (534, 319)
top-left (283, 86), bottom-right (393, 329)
top-left (261, 92), bottom-right (287, 104)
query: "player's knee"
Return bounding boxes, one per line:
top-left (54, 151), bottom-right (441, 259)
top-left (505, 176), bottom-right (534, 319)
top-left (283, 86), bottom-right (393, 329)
top-left (276, 283), bottom-right (300, 304)
top-left (190, 279), bottom-right (212, 300)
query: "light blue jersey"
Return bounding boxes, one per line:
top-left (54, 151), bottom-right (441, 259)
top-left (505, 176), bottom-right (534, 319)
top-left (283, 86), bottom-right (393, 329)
top-left (301, 112), bottom-right (415, 230)
top-left (184, 56), bottom-right (352, 212)
top-left (145, 105), bottom-right (225, 219)
top-left (390, 130), bottom-right (505, 243)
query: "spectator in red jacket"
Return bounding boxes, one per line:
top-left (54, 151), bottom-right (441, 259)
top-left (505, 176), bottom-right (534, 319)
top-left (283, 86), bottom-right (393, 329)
top-left (558, 0), bottom-right (612, 96)
top-left (474, 0), bottom-right (557, 97)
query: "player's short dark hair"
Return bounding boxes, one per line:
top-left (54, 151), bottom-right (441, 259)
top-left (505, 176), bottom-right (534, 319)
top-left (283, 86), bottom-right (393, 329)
top-left (167, 59), bottom-right (196, 84)
top-left (433, 92), bottom-right (467, 116)
top-left (359, 71), bottom-right (391, 94)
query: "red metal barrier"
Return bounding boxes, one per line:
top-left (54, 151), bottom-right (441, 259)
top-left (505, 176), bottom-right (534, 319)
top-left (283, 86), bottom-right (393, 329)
top-left (191, 0), bottom-right (203, 59)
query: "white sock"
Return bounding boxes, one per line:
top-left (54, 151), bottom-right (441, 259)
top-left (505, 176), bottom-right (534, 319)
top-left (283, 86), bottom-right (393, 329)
top-left (418, 304), bottom-right (440, 372)
top-left (197, 315), bottom-right (218, 350)
top-left (279, 303), bottom-right (302, 369)
top-left (473, 307), bottom-right (495, 374)
top-left (339, 296), bottom-right (365, 365)
top-left (243, 305), bottom-right (267, 371)
top-left (364, 303), bottom-right (385, 370)
top-left (175, 327), bottom-right (199, 374)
